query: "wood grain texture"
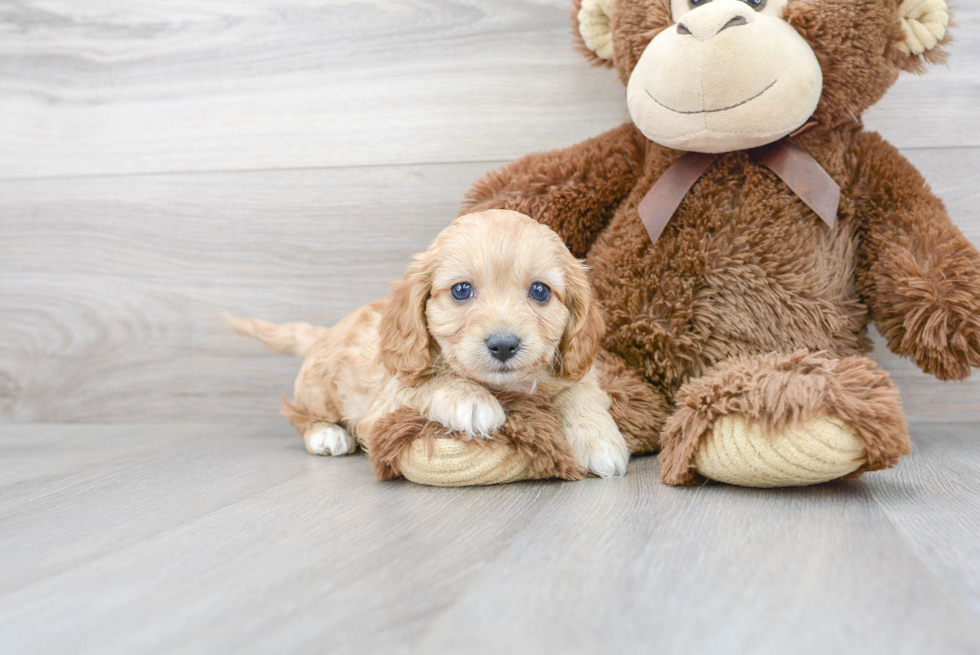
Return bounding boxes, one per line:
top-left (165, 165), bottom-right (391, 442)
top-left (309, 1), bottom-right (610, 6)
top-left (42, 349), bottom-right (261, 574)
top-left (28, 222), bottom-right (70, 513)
top-left (1, 423), bottom-right (979, 654)
top-left (0, 161), bottom-right (491, 422)
top-left (2, 148), bottom-right (980, 423)
top-left (864, 423), bottom-right (980, 619)
top-left (0, 1), bottom-right (977, 180)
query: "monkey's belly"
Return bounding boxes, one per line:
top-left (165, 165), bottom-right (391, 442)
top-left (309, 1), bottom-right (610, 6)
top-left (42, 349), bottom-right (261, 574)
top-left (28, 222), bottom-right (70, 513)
top-left (587, 202), bottom-right (871, 391)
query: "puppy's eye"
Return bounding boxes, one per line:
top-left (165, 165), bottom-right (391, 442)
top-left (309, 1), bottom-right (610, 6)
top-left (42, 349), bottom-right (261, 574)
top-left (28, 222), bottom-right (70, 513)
top-left (450, 282), bottom-right (473, 302)
top-left (529, 282), bottom-right (552, 303)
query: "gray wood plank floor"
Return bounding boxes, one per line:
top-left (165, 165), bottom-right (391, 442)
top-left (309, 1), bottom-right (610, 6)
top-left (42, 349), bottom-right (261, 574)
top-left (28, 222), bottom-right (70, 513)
top-left (1, 423), bottom-right (979, 654)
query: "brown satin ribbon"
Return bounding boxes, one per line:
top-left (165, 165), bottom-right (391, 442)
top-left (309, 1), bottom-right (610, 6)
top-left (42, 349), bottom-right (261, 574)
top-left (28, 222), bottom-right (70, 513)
top-left (638, 151), bottom-right (718, 245)
top-left (754, 141), bottom-right (839, 230)
top-left (637, 140), bottom-right (840, 246)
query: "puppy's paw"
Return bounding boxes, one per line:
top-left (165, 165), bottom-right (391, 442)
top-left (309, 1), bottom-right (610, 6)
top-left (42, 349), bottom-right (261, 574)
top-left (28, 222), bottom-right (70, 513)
top-left (304, 424), bottom-right (358, 456)
top-left (583, 442), bottom-right (629, 478)
top-left (426, 387), bottom-right (506, 438)
top-left (566, 417), bottom-right (629, 478)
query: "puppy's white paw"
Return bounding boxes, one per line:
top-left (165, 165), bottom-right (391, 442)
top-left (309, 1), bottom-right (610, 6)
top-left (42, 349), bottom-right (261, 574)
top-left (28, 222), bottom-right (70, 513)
top-left (566, 419), bottom-right (629, 478)
top-left (583, 442), bottom-right (629, 478)
top-left (427, 388), bottom-right (506, 438)
top-left (305, 425), bottom-right (358, 456)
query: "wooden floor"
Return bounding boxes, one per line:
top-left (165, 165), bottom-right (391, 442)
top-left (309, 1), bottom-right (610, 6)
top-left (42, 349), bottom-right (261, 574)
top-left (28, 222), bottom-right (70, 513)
top-left (2, 423), bottom-right (979, 654)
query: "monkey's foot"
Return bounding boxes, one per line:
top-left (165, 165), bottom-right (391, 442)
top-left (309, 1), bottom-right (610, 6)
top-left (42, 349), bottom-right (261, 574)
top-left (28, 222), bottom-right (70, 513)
top-left (367, 397), bottom-right (587, 486)
top-left (691, 414), bottom-right (867, 487)
top-left (659, 351), bottom-right (911, 487)
top-left (399, 438), bottom-right (531, 487)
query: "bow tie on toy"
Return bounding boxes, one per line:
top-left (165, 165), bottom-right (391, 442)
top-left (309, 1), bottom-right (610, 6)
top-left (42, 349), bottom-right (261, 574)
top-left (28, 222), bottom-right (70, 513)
top-left (637, 139), bottom-right (841, 246)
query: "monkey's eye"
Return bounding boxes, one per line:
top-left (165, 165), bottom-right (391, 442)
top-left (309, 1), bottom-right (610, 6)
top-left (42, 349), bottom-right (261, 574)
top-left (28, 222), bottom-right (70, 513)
top-left (689, 0), bottom-right (712, 7)
top-left (450, 282), bottom-right (473, 302)
top-left (740, 0), bottom-right (766, 10)
top-left (529, 282), bottom-right (552, 303)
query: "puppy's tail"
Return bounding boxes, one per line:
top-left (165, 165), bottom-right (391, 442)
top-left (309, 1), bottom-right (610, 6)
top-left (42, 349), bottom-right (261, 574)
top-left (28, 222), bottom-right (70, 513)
top-left (225, 313), bottom-right (327, 358)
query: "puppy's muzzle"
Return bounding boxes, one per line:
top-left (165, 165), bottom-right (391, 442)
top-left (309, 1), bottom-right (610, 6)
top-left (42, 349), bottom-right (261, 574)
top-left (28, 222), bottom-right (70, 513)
top-left (486, 332), bottom-right (521, 363)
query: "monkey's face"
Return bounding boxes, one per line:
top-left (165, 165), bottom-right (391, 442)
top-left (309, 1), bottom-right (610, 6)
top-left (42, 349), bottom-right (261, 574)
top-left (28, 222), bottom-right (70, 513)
top-left (576, 0), bottom-right (951, 154)
top-left (625, 0), bottom-right (821, 153)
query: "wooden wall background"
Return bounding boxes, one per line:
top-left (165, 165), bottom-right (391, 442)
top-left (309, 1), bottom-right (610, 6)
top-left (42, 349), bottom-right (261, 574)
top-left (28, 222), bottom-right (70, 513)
top-left (1, 0), bottom-right (978, 424)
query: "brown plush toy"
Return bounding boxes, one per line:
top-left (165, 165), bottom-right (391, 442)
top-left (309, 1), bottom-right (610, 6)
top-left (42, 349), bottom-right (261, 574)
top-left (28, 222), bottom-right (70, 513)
top-left (375, 0), bottom-right (980, 488)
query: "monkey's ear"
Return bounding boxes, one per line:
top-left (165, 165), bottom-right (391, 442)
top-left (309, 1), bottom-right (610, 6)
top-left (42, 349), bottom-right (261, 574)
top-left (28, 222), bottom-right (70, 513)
top-left (893, 0), bottom-right (949, 69)
top-left (574, 0), bottom-right (616, 65)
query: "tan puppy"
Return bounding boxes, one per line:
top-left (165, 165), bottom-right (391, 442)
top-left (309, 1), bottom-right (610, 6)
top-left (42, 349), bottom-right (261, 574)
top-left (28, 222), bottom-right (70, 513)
top-left (230, 210), bottom-right (629, 478)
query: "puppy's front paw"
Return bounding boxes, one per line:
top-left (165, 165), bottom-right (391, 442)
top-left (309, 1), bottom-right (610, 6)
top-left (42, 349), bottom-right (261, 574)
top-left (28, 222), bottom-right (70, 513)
top-left (304, 424), bottom-right (358, 456)
top-left (566, 417), bottom-right (629, 478)
top-left (426, 387), bottom-right (506, 438)
top-left (582, 441), bottom-right (629, 478)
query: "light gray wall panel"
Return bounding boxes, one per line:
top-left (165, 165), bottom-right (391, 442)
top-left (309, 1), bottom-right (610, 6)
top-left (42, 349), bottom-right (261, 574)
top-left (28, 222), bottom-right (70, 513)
top-left (0, 2), bottom-right (976, 179)
top-left (2, 149), bottom-right (978, 423)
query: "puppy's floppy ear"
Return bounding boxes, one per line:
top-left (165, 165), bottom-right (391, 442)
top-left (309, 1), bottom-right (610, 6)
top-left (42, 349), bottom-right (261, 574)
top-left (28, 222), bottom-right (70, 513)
top-left (557, 254), bottom-right (605, 381)
top-left (379, 255), bottom-right (434, 385)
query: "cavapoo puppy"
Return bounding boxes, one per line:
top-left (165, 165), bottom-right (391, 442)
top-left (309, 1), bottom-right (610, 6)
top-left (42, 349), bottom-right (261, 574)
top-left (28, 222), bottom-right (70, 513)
top-left (230, 209), bottom-right (629, 478)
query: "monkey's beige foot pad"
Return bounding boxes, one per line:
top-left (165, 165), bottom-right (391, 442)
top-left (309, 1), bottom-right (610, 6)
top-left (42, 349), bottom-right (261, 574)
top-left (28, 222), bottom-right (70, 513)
top-left (398, 438), bottom-right (532, 487)
top-left (693, 414), bottom-right (867, 488)
top-left (369, 402), bottom-right (587, 486)
top-left (659, 351), bottom-right (910, 486)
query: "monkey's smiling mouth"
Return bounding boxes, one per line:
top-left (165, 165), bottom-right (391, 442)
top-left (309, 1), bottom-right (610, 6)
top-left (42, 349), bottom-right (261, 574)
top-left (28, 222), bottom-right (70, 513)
top-left (646, 79), bottom-right (778, 115)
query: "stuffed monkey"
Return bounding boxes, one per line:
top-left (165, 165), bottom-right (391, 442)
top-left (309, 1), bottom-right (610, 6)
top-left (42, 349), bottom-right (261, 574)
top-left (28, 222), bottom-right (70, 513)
top-left (375, 0), bottom-right (978, 487)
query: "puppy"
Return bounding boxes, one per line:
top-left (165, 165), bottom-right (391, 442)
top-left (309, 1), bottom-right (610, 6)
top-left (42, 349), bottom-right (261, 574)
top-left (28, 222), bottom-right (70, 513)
top-left (230, 209), bottom-right (629, 478)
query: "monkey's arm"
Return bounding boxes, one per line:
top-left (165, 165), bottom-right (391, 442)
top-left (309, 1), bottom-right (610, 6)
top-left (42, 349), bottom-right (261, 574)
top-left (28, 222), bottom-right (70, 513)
top-left (462, 123), bottom-right (646, 258)
top-left (854, 131), bottom-right (980, 380)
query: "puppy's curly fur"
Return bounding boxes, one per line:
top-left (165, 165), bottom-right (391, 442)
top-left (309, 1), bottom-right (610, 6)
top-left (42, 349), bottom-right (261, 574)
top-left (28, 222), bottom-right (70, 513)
top-left (231, 210), bottom-right (629, 480)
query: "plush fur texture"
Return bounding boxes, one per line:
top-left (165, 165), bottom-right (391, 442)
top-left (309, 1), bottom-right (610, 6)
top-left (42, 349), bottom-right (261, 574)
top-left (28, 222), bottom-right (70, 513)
top-left (853, 131), bottom-right (980, 381)
top-left (594, 350), bottom-right (665, 454)
top-left (441, 0), bottom-right (978, 486)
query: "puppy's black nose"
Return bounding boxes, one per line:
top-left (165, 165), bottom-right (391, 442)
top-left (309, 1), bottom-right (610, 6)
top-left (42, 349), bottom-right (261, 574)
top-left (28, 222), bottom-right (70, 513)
top-left (486, 333), bottom-right (521, 362)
